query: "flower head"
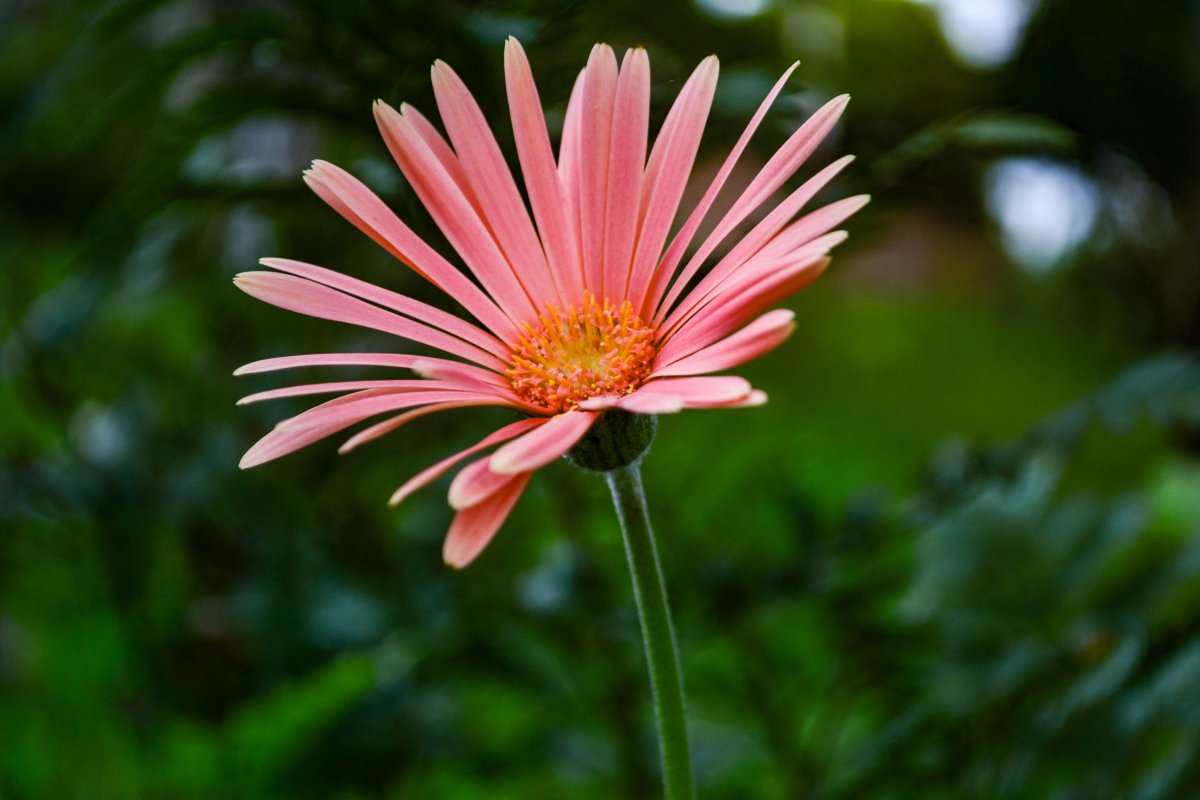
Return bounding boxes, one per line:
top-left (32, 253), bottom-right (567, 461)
top-left (508, 293), bottom-right (657, 413)
top-left (235, 40), bottom-right (867, 567)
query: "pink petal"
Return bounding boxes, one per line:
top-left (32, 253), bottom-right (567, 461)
top-left (575, 394), bottom-right (625, 411)
top-left (394, 102), bottom-right (477, 209)
top-left (622, 376), bottom-right (753, 411)
top-left (741, 230), bottom-right (847, 284)
top-left (238, 378), bottom-right (485, 406)
top-left (338, 400), bottom-right (486, 454)
top-left (241, 425), bottom-right (345, 469)
top-left (504, 37), bottom-right (585, 304)
top-left (625, 55), bottom-right (719, 315)
top-left (405, 358), bottom-right (509, 388)
top-left (653, 309), bottom-right (796, 378)
top-left (636, 61), bottom-right (797, 316)
top-left (489, 410), bottom-right (597, 474)
top-left (577, 44), bottom-right (618, 296)
top-left (389, 418), bottom-right (542, 506)
top-left (652, 93), bottom-right (850, 323)
top-left (603, 47), bottom-right (650, 301)
top-left (431, 60), bottom-right (563, 308)
top-left (703, 232), bottom-right (845, 310)
top-left (659, 230), bottom-right (843, 347)
top-left (660, 256), bottom-right (829, 362)
top-left (240, 389), bottom-right (403, 469)
top-left (447, 455), bottom-right (512, 510)
top-left (303, 160), bottom-right (516, 341)
top-left (660, 253), bottom-right (816, 358)
top-left (722, 155), bottom-right (855, 264)
top-left (258, 257), bottom-right (507, 360)
top-left (660, 157), bottom-right (855, 330)
top-left (233, 271), bottom-right (506, 370)
top-left (731, 389), bottom-right (768, 408)
top-left (616, 392), bottom-right (686, 414)
top-left (660, 230), bottom-right (843, 342)
top-left (373, 101), bottom-right (539, 323)
top-left (236, 352), bottom-right (457, 376)
top-left (234, 352), bottom-right (507, 393)
top-left (280, 388), bottom-right (538, 435)
top-left (443, 471), bottom-right (532, 568)
top-left (750, 194), bottom-right (870, 263)
top-left (557, 68), bottom-right (588, 282)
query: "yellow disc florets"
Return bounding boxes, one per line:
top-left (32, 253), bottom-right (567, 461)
top-left (507, 294), bottom-right (657, 413)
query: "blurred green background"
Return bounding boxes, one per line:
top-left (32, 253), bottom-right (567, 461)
top-left (3, 0), bottom-right (1199, 797)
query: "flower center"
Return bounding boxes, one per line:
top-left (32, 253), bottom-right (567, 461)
top-left (507, 294), bottom-right (657, 413)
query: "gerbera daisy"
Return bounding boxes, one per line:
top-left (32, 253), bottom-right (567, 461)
top-left (235, 39), bottom-right (866, 568)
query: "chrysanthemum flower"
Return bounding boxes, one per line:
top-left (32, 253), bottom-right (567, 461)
top-left (235, 39), bottom-right (866, 568)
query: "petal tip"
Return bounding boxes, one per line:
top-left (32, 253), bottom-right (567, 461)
top-left (488, 454), bottom-right (521, 476)
top-left (742, 389), bottom-right (769, 407)
top-left (373, 100), bottom-right (400, 121)
top-left (849, 193), bottom-right (872, 210)
top-left (819, 94), bottom-right (851, 118)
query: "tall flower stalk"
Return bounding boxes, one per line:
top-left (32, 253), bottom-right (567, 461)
top-left (569, 409), bottom-right (694, 795)
top-left (235, 39), bottom-right (862, 795)
top-left (610, 463), bottom-right (694, 798)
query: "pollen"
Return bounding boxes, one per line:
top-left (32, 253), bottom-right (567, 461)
top-left (507, 294), bottom-right (657, 413)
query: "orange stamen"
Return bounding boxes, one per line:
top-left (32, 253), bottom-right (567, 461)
top-left (507, 293), bottom-right (657, 413)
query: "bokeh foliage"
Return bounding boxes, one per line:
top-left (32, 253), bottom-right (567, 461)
top-left (2, 0), bottom-right (1198, 798)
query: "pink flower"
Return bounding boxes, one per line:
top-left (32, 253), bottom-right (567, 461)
top-left (236, 40), bottom-right (866, 568)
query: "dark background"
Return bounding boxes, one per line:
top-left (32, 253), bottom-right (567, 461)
top-left (3, 0), bottom-right (1200, 797)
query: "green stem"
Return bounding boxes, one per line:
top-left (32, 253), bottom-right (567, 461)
top-left (606, 463), bottom-right (696, 800)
